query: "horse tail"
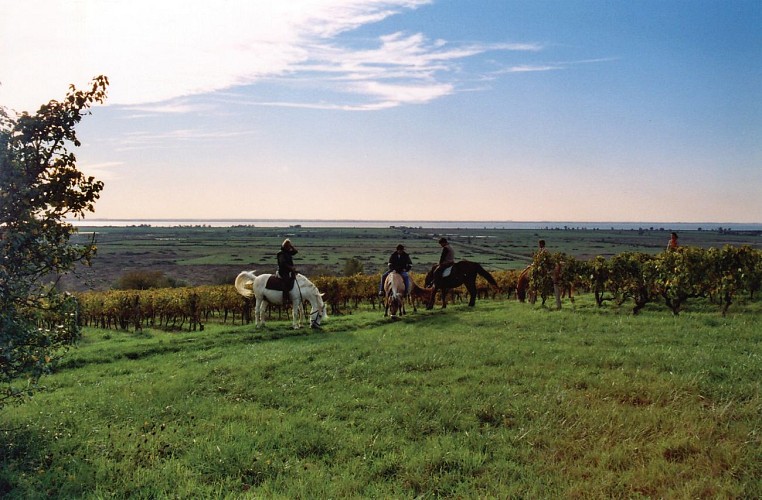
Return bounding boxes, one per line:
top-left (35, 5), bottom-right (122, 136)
top-left (234, 270), bottom-right (257, 298)
top-left (475, 263), bottom-right (498, 288)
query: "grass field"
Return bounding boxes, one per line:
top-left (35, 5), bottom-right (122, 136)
top-left (2, 296), bottom-right (760, 498)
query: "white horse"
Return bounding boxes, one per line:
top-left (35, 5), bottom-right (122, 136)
top-left (234, 271), bottom-right (327, 329)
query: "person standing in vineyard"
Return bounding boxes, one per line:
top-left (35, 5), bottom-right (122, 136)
top-left (277, 239), bottom-right (299, 304)
top-left (536, 239), bottom-right (562, 309)
top-left (667, 232), bottom-right (679, 251)
top-left (378, 244), bottom-right (413, 296)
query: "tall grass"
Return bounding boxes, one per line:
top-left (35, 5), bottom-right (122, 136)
top-left (1, 297), bottom-right (760, 498)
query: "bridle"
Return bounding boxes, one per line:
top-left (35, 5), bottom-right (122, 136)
top-left (310, 306), bottom-right (324, 327)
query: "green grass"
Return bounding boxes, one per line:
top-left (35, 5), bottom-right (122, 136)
top-left (2, 297), bottom-right (760, 498)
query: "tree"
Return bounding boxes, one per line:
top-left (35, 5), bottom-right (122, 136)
top-left (343, 257), bottom-right (364, 276)
top-left (115, 270), bottom-right (181, 290)
top-left (0, 76), bottom-right (108, 406)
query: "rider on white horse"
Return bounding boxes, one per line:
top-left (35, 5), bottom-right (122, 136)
top-left (276, 238), bottom-right (298, 303)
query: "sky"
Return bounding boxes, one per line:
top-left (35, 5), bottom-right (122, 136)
top-left (1, 0), bottom-right (761, 223)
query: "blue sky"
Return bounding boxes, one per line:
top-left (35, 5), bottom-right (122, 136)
top-left (2, 0), bottom-right (760, 222)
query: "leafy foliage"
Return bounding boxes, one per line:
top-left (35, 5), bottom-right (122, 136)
top-left (342, 257), bottom-right (364, 276)
top-left (0, 76), bottom-right (108, 406)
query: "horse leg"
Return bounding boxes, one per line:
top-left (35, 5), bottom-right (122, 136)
top-left (466, 281), bottom-right (477, 307)
top-left (292, 298), bottom-right (301, 329)
top-left (255, 300), bottom-right (265, 328)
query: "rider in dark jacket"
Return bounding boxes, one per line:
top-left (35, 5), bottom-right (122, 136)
top-left (277, 239), bottom-right (298, 303)
top-left (432, 237), bottom-right (455, 284)
top-left (378, 244), bottom-right (412, 296)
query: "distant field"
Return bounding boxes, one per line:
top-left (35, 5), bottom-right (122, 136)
top-left (65, 225), bottom-right (761, 291)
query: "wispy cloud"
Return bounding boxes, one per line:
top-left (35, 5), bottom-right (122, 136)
top-left (248, 33), bottom-right (544, 109)
top-left (110, 129), bottom-right (257, 151)
top-left (79, 161), bottom-right (124, 181)
top-left (122, 101), bottom-right (214, 117)
top-left (494, 57), bottom-right (617, 75)
top-left (1, 0), bottom-right (545, 112)
top-left (500, 64), bottom-right (564, 73)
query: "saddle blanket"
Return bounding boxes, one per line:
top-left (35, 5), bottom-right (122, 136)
top-left (266, 275), bottom-right (294, 292)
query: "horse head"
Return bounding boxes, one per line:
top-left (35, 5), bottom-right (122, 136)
top-left (296, 275), bottom-right (328, 329)
top-left (311, 291), bottom-right (328, 329)
top-left (424, 264), bottom-right (437, 288)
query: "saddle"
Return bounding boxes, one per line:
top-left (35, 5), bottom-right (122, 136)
top-left (266, 275), bottom-right (294, 292)
top-left (442, 265), bottom-right (453, 278)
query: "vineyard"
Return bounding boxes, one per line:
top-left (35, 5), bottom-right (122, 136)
top-left (72, 245), bottom-right (762, 331)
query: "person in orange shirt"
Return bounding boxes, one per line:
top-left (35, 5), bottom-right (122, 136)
top-left (667, 232), bottom-right (679, 251)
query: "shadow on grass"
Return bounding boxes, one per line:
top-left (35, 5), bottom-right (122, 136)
top-left (59, 304), bottom-right (482, 372)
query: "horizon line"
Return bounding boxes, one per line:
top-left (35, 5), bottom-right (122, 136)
top-left (69, 217), bottom-right (761, 225)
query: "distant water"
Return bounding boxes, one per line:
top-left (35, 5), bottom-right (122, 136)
top-left (67, 219), bottom-right (762, 231)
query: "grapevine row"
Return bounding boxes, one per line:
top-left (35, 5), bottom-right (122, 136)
top-left (73, 245), bottom-right (761, 331)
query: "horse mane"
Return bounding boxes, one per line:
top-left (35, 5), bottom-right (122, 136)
top-left (296, 274), bottom-right (320, 293)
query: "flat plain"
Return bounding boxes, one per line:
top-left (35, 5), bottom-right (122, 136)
top-left (65, 225), bottom-right (761, 291)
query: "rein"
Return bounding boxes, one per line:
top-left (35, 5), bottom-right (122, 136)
top-left (295, 275), bottom-right (304, 302)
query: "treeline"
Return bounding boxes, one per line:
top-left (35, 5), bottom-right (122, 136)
top-left (72, 245), bottom-right (761, 331)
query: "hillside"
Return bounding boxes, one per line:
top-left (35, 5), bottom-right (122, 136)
top-left (1, 299), bottom-right (760, 497)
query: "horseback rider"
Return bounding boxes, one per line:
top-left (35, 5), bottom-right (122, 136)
top-left (432, 237), bottom-right (455, 284)
top-left (276, 238), bottom-right (298, 304)
top-left (378, 244), bottom-right (412, 296)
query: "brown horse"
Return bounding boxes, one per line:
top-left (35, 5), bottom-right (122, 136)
top-left (383, 271), bottom-right (406, 320)
top-left (516, 266), bottom-right (532, 302)
top-left (409, 281), bottom-right (434, 312)
top-left (424, 260), bottom-right (498, 309)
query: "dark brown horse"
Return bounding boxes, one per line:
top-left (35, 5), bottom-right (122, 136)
top-left (516, 266), bottom-right (532, 302)
top-left (424, 260), bottom-right (498, 309)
